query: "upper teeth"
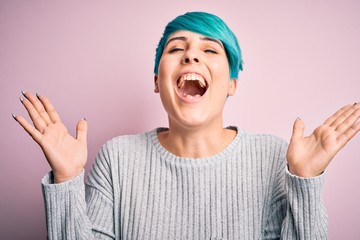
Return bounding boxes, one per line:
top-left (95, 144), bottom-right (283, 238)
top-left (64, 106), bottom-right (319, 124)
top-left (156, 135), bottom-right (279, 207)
top-left (178, 73), bottom-right (206, 88)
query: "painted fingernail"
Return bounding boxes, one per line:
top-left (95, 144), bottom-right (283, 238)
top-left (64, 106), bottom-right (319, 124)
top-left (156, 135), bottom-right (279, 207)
top-left (36, 93), bottom-right (40, 99)
top-left (21, 90), bottom-right (26, 97)
top-left (12, 113), bottom-right (17, 120)
top-left (19, 96), bottom-right (24, 103)
top-left (353, 102), bottom-right (357, 106)
top-left (82, 117), bottom-right (87, 121)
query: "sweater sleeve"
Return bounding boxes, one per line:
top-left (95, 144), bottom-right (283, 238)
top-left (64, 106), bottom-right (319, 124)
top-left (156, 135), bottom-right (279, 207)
top-left (42, 144), bottom-right (115, 239)
top-left (280, 170), bottom-right (328, 239)
top-left (263, 140), bottom-right (328, 240)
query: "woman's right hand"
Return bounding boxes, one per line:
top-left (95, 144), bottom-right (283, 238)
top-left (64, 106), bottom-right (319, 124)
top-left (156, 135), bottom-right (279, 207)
top-left (14, 92), bottom-right (88, 183)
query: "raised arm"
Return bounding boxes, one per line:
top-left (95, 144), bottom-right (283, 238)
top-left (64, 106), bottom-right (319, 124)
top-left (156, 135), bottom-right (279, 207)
top-left (287, 103), bottom-right (360, 177)
top-left (266, 103), bottom-right (359, 239)
top-left (14, 92), bottom-right (115, 239)
top-left (13, 91), bottom-right (87, 183)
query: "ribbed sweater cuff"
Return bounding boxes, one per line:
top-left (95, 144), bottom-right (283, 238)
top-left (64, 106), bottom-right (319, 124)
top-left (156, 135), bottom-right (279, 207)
top-left (283, 168), bottom-right (328, 239)
top-left (42, 170), bottom-right (85, 192)
top-left (41, 170), bottom-right (88, 239)
top-left (286, 168), bottom-right (325, 189)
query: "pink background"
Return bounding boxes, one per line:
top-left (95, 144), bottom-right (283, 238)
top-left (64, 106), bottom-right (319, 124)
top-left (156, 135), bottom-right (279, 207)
top-left (1, 1), bottom-right (359, 239)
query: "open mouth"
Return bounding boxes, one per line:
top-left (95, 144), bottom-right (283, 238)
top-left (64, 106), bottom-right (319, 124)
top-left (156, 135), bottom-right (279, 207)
top-left (177, 73), bottom-right (208, 99)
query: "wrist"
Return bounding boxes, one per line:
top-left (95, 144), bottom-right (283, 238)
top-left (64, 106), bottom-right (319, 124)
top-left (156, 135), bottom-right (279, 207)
top-left (288, 164), bottom-right (323, 178)
top-left (53, 169), bottom-right (83, 183)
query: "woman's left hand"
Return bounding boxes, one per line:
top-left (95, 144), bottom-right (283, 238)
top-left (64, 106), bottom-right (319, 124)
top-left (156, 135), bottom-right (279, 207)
top-left (287, 103), bottom-right (360, 178)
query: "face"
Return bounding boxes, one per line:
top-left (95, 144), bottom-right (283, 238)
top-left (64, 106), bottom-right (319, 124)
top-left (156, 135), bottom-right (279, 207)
top-left (154, 30), bottom-right (237, 129)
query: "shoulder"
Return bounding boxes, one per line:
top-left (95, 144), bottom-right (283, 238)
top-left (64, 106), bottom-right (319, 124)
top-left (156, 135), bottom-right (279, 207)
top-left (236, 129), bottom-right (289, 175)
top-left (91, 130), bottom-right (156, 174)
top-left (99, 130), bottom-right (154, 156)
top-left (236, 129), bottom-right (288, 160)
top-left (240, 129), bottom-right (287, 147)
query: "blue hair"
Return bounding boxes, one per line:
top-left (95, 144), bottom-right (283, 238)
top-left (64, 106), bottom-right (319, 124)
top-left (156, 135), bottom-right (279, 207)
top-left (154, 12), bottom-right (243, 79)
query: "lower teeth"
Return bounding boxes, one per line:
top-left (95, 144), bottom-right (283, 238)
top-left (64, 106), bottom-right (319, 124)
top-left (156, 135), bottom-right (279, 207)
top-left (184, 94), bottom-right (201, 99)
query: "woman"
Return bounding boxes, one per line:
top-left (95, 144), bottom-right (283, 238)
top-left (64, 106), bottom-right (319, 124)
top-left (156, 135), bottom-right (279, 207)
top-left (14, 12), bottom-right (359, 239)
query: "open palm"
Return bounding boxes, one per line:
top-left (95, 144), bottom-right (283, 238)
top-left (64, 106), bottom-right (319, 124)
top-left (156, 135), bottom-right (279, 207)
top-left (14, 92), bottom-right (87, 183)
top-left (287, 104), bottom-right (360, 177)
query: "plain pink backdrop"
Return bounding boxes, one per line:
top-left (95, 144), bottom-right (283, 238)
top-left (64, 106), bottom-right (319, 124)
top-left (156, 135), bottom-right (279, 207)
top-left (1, 1), bottom-right (359, 239)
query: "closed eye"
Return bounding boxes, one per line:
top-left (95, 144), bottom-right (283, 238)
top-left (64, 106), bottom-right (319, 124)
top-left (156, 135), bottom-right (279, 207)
top-left (204, 49), bottom-right (218, 54)
top-left (168, 48), bottom-right (184, 53)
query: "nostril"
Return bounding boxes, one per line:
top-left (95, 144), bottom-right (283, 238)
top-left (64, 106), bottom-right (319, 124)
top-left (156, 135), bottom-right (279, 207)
top-left (182, 58), bottom-right (190, 63)
top-left (182, 57), bottom-right (199, 63)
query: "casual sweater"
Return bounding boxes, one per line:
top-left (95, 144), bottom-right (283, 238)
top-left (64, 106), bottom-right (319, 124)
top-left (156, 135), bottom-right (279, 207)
top-left (42, 127), bottom-right (328, 239)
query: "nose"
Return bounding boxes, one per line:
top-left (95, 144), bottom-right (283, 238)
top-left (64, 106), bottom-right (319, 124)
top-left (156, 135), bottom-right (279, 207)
top-left (182, 57), bottom-right (199, 63)
top-left (181, 49), bottom-right (200, 64)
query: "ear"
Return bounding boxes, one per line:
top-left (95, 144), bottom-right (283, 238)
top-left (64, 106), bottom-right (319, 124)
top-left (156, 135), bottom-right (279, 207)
top-left (227, 79), bottom-right (237, 96)
top-left (154, 75), bottom-right (159, 93)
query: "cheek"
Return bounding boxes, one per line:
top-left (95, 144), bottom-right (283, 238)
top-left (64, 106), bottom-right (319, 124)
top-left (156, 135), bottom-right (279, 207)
top-left (208, 55), bottom-right (230, 73)
top-left (158, 54), bottom-right (181, 72)
top-left (157, 66), bottom-right (172, 91)
top-left (157, 58), bottom-right (167, 77)
top-left (211, 63), bottom-right (231, 81)
top-left (158, 58), bottom-right (181, 87)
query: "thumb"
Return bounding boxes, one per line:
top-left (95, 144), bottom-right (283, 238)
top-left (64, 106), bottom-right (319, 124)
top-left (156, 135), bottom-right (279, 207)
top-left (291, 117), bottom-right (304, 140)
top-left (76, 118), bottom-right (88, 142)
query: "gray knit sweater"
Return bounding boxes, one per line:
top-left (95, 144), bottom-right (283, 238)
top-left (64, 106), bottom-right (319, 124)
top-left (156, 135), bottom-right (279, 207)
top-left (42, 127), bottom-right (328, 239)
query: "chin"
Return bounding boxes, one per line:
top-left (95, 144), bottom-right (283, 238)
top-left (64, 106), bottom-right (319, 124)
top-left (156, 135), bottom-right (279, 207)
top-left (173, 112), bottom-right (219, 129)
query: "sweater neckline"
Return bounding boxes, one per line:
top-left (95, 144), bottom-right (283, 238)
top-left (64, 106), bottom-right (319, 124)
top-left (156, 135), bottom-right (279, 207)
top-left (149, 126), bottom-right (244, 167)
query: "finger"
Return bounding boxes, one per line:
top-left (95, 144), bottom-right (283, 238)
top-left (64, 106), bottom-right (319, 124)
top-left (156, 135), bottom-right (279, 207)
top-left (21, 95), bottom-right (47, 133)
top-left (335, 106), bottom-right (360, 133)
top-left (323, 104), bottom-right (353, 126)
top-left (13, 114), bottom-right (43, 143)
top-left (337, 121), bottom-right (360, 147)
top-left (36, 94), bottom-right (62, 123)
top-left (76, 118), bottom-right (87, 142)
top-left (331, 104), bottom-right (360, 129)
top-left (291, 118), bottom-right (304, 140)
top-left (22, 91), bottom-right (52, 125)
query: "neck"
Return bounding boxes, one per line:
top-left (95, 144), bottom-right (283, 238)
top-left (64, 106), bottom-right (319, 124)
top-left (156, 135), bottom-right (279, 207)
top-left (158, 121), bottom-right (237, 158)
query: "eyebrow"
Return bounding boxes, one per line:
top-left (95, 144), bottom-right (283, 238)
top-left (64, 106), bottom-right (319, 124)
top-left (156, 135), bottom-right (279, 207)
top-left (165, 36), bottom-right (187, 46)
top-left (165, 36), bottom-right (224, 48)
top-left (201, 36), bottom-right (224, 48)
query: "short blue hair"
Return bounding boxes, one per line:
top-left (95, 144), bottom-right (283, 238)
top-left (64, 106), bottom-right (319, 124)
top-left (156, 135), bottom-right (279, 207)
top-left (154, 12), bottom-right (243, 79)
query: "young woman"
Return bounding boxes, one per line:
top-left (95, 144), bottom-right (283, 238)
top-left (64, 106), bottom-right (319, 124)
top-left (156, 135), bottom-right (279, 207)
top-left (14, 12), bottom-right (360, 239)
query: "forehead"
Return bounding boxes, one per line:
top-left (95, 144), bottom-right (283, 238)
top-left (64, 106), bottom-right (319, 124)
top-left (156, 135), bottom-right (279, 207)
top-left (166, 30), bottom-right (223, 48)
top-left (168, 30), bottom-right (203, 38)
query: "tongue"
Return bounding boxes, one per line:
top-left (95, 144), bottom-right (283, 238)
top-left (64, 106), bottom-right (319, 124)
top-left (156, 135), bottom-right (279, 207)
top-left (178, 81), bottom-right (205, 97)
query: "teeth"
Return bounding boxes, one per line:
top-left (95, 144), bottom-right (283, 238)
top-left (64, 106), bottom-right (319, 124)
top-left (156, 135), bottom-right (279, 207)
top-left (179, 79), bottom-right (185, 88)
top-left (177, 73), bottom-right (206, 88)
top-left (199, 79), bottom-right (206, 88)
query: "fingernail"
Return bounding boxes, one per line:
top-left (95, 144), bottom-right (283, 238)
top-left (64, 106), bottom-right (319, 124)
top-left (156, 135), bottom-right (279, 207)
top-left (297, 117), bottom-right (301, 120)
top-left (36, 93), bottom-right (40, 99)
top-left (353, 102), bottom-right (357, 106)
top-left (21, 90), bottom-right (26, 97)
top-left (12, 113), bottom-right (17, 120)
top-left (82, 117), bottom-right (87, 121)
top-left (19, 96), bottom-right (24, 103)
